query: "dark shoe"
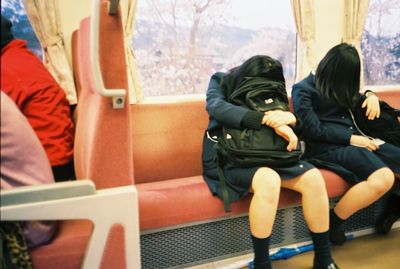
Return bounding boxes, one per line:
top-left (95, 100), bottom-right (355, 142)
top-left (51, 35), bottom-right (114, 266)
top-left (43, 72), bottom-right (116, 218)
top-left (248, 260), bottom-right (271, 269)
top-left (376, 213), bottom-right (400, 234)
top-left (329, 225), bottom-right (346, 245)
top-left (313, 260), bottom-right (340, 269)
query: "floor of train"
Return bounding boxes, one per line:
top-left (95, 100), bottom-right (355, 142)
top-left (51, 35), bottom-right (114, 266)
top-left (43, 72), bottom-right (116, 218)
top-left (246, 229), bottom-right (400, 269)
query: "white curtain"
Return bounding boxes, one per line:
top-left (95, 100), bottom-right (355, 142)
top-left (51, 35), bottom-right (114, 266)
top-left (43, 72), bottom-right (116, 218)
top-left (342, 0), bottom-right (370, 88)
top-left (22, 0), bottom-right (77, 105)
top-left (291, 0), bottom-right (316, 81)
top-left (121, 0), bottom-right (143, 103)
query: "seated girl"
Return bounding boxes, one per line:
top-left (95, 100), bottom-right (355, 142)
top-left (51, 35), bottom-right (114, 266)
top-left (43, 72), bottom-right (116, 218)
top-left (292, 43), bottom-right (399, 245)
top-left (202, 55), bottom-right (339, 269)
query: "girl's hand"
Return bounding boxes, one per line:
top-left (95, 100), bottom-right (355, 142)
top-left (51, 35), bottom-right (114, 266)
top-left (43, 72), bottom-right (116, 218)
top-left (262, 110), bottom-right (296, 128)
top-left (362, 93), bottom-right (380, 120)
top-left (350, 135), bottom-right (379, 151)
top-left (274, 125), bottom-right (298, 151)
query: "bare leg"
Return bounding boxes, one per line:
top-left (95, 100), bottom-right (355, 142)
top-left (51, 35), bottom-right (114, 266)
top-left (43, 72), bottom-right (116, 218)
top-left (249, 167), bottom-right (281, 238)
top-left (281, 168), bottom-right (335, 268)
top-left (249, 167), bottom-right (281, 269)
top-left (329, 167), bottom-right (395, 245)
top-left (334, 167), bottom-right (395, 219)
top-left (281, 168), bottom-right (329, 232)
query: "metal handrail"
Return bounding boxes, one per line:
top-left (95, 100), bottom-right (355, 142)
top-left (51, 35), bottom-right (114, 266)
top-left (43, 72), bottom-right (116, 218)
top-left (90, 0), bottom-right (126, 109)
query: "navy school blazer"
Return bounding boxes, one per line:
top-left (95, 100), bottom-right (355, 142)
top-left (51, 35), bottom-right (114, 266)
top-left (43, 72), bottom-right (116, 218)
top-left (291, 73), bottom-right (356, 158)
top-left (202, 72), bottom-right (252, 198)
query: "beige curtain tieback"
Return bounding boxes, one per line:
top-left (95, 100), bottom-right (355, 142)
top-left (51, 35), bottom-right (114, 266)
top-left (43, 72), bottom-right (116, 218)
top-left (43, 36), bottom-right (64, 50)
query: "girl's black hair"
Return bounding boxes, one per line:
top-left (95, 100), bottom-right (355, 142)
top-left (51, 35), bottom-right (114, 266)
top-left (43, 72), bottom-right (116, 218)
top-left (315, 43), bottom-right (360, 108)
top-left (221, 55), bottom-right (285, 97)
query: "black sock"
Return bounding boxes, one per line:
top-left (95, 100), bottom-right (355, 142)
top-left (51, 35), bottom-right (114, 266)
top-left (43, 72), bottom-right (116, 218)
top-left (330, 209), bottom-right (345, 228)
top-left (251, 235), bottom-right (271, 269)
top-left (310, 231), bottom-right (332, 267)
top-left (329, 208), bottom-right (347, 245)
top-left (386, 194), bottom-right (400, 216)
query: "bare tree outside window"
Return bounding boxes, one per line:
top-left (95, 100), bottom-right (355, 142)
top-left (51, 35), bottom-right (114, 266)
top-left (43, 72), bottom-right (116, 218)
top-left (133, 0), bottom-right (296, 97)
top-left (362, 0), bottom-right (400, 85)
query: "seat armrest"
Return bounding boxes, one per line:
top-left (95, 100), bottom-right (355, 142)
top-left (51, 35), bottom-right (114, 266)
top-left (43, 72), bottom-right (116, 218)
top-left (1, 181), bottom-right (141, 269)
top-left (1, 180), bottom-right (95, 206)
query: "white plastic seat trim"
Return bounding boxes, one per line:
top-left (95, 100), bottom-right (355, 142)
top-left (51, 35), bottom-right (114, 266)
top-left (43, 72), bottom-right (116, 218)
top-left (1, 180), bottom-right (141, 269)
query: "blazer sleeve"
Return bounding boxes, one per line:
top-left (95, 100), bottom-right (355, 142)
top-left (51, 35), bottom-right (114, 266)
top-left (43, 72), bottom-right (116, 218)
top-left (206, 72), bottom-right (257, 129)
top-left (292, 84), bottom-right (353, 145)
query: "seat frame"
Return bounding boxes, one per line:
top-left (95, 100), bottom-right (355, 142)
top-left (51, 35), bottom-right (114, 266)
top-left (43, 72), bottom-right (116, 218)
top-left (0, 180), bottom-right (141, 269)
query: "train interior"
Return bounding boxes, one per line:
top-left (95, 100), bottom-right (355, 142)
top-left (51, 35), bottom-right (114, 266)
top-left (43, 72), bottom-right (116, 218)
top-left (1, 0), bottom-right (400, 268)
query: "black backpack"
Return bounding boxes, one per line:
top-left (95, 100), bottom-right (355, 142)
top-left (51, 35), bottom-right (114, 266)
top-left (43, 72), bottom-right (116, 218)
top-left (216, 77), bottom-right (302, 212)
top-left (352, 96), bottom-right (400, 147)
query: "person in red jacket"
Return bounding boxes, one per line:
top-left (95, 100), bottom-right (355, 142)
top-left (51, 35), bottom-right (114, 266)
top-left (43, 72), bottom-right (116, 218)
top-left (1, 16), bottom-right (75, 181)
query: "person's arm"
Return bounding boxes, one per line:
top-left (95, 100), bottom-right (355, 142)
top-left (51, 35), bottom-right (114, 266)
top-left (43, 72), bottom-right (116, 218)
top-left (274, 125), bottom-right (298, 151)
top-left (206, 73), bottom-right (263, 129)
top-left (292, 84), bottom-right (353, 145)
top-left (262, 110), bottom-right (297, 128)
top-left (349, 135), bottom-right (379, 151)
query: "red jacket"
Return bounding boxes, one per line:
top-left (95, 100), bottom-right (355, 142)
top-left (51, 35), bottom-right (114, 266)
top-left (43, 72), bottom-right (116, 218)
top-left (1, 39), bottom-right (74, 166)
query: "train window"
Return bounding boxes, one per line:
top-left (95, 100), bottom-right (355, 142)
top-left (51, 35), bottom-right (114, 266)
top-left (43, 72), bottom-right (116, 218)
top-left (361, 0), bottom-right (400, 86)
top-left (1, 0), bottom-right (42, 59)
top-left (133, 0), bottom-right (296, 97)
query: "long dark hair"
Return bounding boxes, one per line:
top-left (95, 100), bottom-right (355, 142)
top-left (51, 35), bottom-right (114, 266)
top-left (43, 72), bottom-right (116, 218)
top-left (221, 55), bottom-right (285, 97)
top-left (315, 43), bottom-right (360, 108)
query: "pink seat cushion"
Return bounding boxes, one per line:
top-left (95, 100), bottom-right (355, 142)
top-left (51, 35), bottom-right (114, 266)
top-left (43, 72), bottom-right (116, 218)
top-left (137, 169), bottom-right (351, 231)
top-left (30, 220), bottom-right (92, 269)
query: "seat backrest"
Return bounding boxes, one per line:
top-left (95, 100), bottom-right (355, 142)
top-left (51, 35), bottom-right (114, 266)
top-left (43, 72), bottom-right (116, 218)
top-left (376, 90), bottom-right (400, 108)
top-left (130, 90), bottom-right (400, 184)
top-left (131, 101), bottom-right (208, 184)
top-left (73, 2), bottom-right (134, 189)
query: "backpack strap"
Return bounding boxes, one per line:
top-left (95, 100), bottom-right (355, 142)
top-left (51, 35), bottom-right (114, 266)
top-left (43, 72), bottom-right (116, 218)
top-left (216, 151), bottom-right (232, 212)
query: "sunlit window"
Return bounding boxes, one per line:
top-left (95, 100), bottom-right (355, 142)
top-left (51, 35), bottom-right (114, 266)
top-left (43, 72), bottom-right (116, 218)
top-left (361, 0), bottom-right (400, 86)
top-left (1, 0), bottom-right (42, 59)
top-left (133, 0), bottom-right (296, 97)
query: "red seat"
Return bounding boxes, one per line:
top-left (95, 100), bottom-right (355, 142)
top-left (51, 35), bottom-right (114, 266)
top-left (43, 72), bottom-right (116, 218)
top-left (27, 1), bottom-right (136, 268)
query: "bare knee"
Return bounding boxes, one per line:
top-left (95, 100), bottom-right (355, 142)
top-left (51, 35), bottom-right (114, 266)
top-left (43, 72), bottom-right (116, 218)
top-left (367, 168), bottom-right (395, 195)
top-left (296, 168), bottom-right (327, 195)
top-left (252, 167), bottom-right (281, 201)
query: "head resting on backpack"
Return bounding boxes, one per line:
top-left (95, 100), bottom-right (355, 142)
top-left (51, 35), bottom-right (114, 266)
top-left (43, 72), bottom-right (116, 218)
top-left (315, 43), bottom-right (360, 109)
top-left (222, 55), bottom-right (285, 97)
